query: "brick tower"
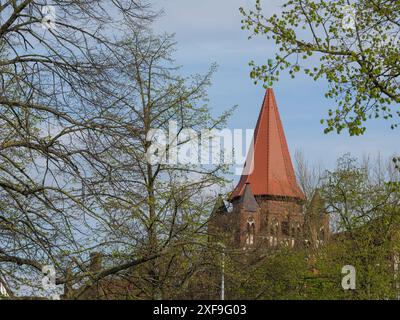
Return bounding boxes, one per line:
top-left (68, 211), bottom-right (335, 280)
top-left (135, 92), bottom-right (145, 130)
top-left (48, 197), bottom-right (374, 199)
top-left (210, 88), bottom-right (328, 250)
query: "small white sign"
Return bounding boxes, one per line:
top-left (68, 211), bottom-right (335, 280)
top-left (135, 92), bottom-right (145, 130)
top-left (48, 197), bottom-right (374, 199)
top-left (341, 265), bottom-right (356, 290)
top-left (0, 283), bottom-right (8, 297)
top-left (41, 5), bottom-right (57, 30)
top-left (341, 5), bottom-right (356, 31)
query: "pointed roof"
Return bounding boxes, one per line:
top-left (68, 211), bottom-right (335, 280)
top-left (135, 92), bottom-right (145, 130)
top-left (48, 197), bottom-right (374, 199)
top-left (238, 183), bottom-right (260, 212)
top-left (231, 88), bottom-right (305, 201)
top-left (211, 194), bottom-right (228, 216)
top-left (306, 189), bottom-right (325, 217)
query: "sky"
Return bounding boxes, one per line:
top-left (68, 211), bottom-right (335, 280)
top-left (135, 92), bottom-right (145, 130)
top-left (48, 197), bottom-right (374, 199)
top-left (153, 0), bottom-right (399, 173)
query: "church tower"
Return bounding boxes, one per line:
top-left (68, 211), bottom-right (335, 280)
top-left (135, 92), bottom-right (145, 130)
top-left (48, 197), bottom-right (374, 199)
top-left (209, 88), bottom-right (326, 250)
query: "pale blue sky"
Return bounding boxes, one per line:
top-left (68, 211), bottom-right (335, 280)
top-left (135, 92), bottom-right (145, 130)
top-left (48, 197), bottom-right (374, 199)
top-left (153, 0), bottom-right (398, 170)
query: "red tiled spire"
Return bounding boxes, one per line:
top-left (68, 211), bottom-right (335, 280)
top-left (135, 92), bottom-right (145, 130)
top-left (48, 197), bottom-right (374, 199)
top-left (231, 88), bottom-right (305, 201)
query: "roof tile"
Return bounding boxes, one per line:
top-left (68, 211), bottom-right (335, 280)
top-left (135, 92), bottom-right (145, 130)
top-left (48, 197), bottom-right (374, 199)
top-left (231, 88), bottom-right (305, 201)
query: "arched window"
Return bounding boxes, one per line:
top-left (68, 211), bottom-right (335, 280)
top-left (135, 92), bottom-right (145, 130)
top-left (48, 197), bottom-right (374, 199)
top-left (297, 223), bottom-right (301, 236)
top-left (281, 221), bottom-right (289, 236)
top-left (268, 218), bottom-right (278, 247)
top-left (246, 218), bottom-right (255, 245)
top-left (269, 218), bottom-right (278, 234)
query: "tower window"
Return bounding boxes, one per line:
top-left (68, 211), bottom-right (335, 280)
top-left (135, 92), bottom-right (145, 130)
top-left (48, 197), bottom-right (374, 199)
top-left (281, 221), bottom-right (289, 236)
top-left (246, 218), bottom-right (255, 245)
top-left (270, 218), bottom-right (279, 236)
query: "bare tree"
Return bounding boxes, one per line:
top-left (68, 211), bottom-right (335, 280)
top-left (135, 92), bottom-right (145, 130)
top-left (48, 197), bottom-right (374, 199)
top-left (77, 29), bottom-right (233, 299)
top-left (0, 0), bottom-right (158, 297)
top-left (294, 149), bottom-right (323, 205)
top-left (1, 1), bottom-right (234, 299)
